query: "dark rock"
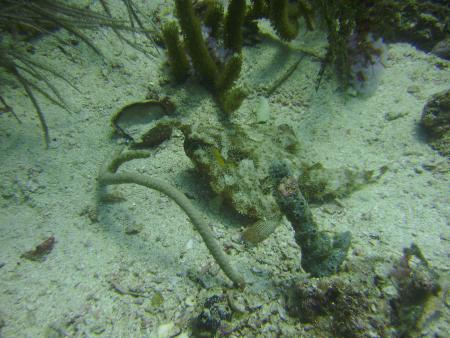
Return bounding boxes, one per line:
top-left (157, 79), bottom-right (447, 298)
top-left (191, 294), bottom-right (232, 337)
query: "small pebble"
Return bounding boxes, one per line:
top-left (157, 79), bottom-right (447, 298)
top-left (385, 110), bottom-right (408, 121)
top-left (156, 322), bottom-right (178, 338)
top-left (125, 223), bottom-right (143, 235)
top-left (407, 85), bottom-right (420, 94)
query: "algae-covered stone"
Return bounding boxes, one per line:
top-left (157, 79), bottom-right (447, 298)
top-left (421, 89), bottom-right (450, 156)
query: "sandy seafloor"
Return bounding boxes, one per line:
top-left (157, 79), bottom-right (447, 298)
top-left (0, 1), bottom-right (449, 337)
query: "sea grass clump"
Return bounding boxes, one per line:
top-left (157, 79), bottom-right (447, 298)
top-left (0, 0), bottom-right (158, 147)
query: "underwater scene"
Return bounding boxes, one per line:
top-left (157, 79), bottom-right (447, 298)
top-left (0, 0), bottom-right (449, 337)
